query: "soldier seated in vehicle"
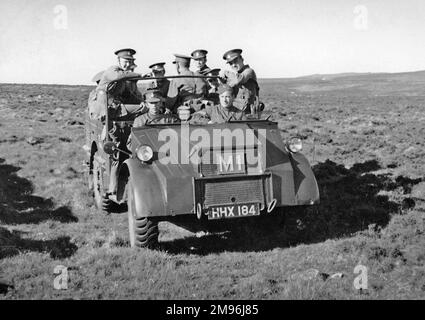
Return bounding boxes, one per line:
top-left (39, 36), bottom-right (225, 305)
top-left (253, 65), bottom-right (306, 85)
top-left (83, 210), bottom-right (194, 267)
top-left (192, 85), bottom-right (246, 124)
top-left (126, 96), bottom-right (179, 151)
top-left (144, 88), bottom-right (169, 115)
top-left (133, 96), bottom-right (179, 127)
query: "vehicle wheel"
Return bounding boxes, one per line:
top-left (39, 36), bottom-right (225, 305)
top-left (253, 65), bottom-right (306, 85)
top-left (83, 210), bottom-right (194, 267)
top-left (128, 181), bottom-right (159, 248)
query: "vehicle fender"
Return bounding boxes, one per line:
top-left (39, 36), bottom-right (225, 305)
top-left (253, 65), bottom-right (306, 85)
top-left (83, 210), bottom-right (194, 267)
top-left (289, 152), bottom-right (320, 205)
top-left (124, 158), bottom-right (167, 218)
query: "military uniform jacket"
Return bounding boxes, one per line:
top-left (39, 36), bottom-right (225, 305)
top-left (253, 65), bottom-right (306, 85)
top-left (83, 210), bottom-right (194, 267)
top-left (202, 104), bottom-right (246, 123)
top-left (224, 65), bottom-right (259, 112)
top-left (98, 65), bottom-right (142, 103)
top-left (166, 69), bottom-right (207, 111)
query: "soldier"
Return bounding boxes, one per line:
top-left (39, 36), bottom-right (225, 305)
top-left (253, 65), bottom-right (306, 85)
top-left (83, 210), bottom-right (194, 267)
top-left (220, 49), bottom-right (260, 114)
top-left (97, 48), bottom-right (142, 103)
top-left (203, 68), bottom-right (221, 105)
top-left (98, 48), bottom-right (145, 199)
top-left (144, 62), bottom-right (170, 113)
top-left (146, 62), bottom-right (170, 98)
top-left (194, 85), bottom-right (246, 123)
top-left (133, 96), bottom-right (178, 127)
top-left (88, 70), bottom-right (105, 119)
top-left (165, 54), bottom-right (207, 113)
top-left (191, 49), bottom-right (210, 75)
top-left (127, 96), bottom-right (178, 153)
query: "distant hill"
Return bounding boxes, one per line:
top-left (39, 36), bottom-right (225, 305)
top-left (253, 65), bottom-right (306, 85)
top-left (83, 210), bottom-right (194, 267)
top-left (259, 70), bottom-right (425, 96)
top-left (1, 70), bottom-right (424, 96)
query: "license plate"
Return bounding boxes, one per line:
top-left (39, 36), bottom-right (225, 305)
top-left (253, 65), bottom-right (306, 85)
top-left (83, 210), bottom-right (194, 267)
top-left (208, 203), bottom-right (260, 220)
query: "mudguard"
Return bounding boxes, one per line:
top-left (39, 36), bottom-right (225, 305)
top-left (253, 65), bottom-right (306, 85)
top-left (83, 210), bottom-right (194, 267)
top-left (124, 158), bottom-right (167, 218)
top-left (289, 152), bottom-right (320, 205)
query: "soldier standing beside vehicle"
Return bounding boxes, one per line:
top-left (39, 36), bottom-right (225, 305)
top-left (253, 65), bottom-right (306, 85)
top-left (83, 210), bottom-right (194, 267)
top-left (98, 48), bottom-right (144, 106)
top-left (191, 49), bottom-right (210, 75)
top-left (220, 49), bottom-right (260, 115)
top-left (97, 48), bottom-right (145, 200)
top-left (165, 54), bottom-right (207, 113)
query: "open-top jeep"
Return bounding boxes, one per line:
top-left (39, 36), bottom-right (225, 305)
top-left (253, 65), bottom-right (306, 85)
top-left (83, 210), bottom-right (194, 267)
top-left (84, 75), bottom-right (320, 248)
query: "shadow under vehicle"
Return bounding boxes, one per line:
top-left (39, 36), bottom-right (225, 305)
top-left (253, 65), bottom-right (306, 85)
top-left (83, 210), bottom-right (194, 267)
top-left (84, 75), bottom-right (320, 248)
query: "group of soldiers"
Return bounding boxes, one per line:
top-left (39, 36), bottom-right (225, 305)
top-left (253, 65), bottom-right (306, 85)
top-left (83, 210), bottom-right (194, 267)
top-left (88, 47), bottom-right (264, 199)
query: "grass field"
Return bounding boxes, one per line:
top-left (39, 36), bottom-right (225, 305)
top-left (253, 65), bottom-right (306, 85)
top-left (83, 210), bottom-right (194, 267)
top-left (1, 72), bottom-right (425, 299)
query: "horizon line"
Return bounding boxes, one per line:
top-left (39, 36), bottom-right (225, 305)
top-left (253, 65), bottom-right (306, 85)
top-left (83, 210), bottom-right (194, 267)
top-left (1, 69), bottom-right (425, 87)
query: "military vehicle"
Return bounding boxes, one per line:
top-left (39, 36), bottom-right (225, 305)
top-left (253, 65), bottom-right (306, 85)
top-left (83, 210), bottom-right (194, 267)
top-left (84, 75), bottom-right (319, 248)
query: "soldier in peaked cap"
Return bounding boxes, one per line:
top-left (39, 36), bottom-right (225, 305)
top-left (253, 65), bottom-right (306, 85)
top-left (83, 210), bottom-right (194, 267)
top-left (191, 49), bottom-right (210, 75)
top-left (133, 96), bottom-right (178, 128)
top-left (144, 87), bottom-right (169, 114)
top-left (203, 68), bottom-right (221, 104)
top-left (165, 54), bottom-right (207, 113)
top-left (146, 62), bottom-right (170, 104)
top-left (97, 48), bottom-right (146, 198)
top-left (220, 49), bottom-right (259, 114)
top-left (97, 48), bottom-right (143, 103)
top-left (127, 96), bottom-right (177, 151)
top-left (149, 62), bottom-right (166, 73)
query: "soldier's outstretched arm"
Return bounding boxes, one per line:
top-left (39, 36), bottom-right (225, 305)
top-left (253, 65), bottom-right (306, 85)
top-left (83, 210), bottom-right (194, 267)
top-left (227, 68), bottom-right (256, 87)
top-left (103, 66), bottom-right (141, 82)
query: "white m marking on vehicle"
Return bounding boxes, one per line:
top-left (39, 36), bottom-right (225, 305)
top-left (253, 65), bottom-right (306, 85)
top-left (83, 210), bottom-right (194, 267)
top-left (217, 153), bottom-right (244, 172)
top-left (217, 154), bottom-right (233, 172)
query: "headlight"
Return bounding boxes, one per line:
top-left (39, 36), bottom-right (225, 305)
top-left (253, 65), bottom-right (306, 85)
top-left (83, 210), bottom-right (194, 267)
top-left (136, 145), bottom-right (153, 162)
top-left (287, 137), bottom-right (303, 153)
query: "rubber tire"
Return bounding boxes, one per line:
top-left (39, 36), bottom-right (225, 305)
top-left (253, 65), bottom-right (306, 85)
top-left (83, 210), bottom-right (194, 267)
top-left (128, 181), bottom-right (159, 248)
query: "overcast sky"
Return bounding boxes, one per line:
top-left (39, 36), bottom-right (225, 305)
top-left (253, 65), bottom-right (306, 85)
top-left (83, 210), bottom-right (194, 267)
top-left (1, 0), bottom-right (424, 84)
